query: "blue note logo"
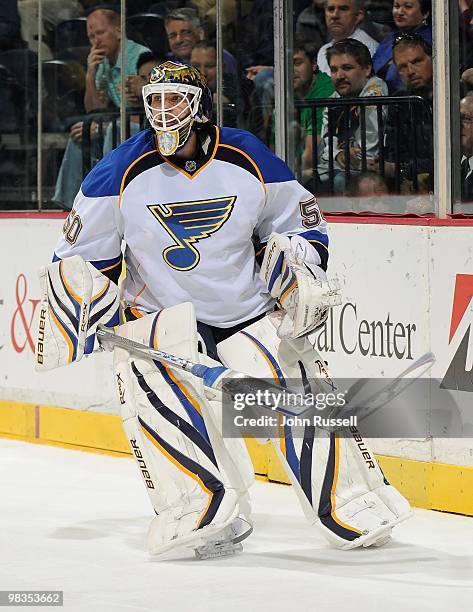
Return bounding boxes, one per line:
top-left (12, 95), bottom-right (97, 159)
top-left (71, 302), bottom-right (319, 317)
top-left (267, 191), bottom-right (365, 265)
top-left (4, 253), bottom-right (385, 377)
top-left (148, 196), bottom-right (236, 271)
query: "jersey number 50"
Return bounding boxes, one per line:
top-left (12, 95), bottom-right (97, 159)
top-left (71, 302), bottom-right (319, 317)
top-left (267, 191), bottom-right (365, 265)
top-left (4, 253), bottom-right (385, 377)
top-left (63, 209), bottom-right (83, 245)
top-left (300, 199), bottom-right (323, 229)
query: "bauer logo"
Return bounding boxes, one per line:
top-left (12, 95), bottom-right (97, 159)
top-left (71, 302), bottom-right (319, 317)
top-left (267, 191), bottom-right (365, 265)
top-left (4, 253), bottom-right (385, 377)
top-left (130, 439), bottom-right (155, 489)
top-left (36, 307), bottom-right (46, 364)
top-left (349, 426), bottom-right (376, 469)
top-left (440, 274), bottom-right (473, 392)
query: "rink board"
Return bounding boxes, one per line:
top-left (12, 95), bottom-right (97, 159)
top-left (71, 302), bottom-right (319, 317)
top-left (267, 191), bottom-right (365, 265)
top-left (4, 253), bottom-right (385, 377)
top-left (0, 215), bottom-right (473, 515)
top-left (1, 398), bottom-right (473, 515)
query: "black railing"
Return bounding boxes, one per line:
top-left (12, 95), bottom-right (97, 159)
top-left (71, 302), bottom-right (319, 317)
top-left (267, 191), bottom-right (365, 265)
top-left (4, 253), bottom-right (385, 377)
top-left (77, 97), bottom-right (433, 203)
top-left (81, 104), bottom-right (238, 178)
top-left (81, 109), bottom-right (147, 177)
top-left (294, 95), bottom-right (433, 195)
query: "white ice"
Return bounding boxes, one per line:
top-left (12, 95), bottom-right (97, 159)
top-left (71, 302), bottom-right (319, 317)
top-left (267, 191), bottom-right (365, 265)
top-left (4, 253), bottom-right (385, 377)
top-left (1, 438), bottom-right (473, 612)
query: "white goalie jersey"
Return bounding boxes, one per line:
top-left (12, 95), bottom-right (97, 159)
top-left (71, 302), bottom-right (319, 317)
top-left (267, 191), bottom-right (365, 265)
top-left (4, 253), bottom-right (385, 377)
top-left (54, 125), bottom-right (329, 327)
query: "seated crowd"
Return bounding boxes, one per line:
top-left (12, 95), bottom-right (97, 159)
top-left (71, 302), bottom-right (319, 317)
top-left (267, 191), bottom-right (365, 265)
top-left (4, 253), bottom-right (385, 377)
top-left (0, 0), bottom-right (470, 212)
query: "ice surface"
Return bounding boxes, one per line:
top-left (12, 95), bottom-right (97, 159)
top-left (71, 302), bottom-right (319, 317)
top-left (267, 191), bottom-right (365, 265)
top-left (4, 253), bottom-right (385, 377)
top-left (1, 439), bottom-right (472, 612)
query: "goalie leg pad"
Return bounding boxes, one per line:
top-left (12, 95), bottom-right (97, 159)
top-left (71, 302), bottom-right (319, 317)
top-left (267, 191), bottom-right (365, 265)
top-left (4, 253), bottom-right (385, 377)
top-left (217, 314), bottom-right (412, 549)
top-left (113, 303), bottom-right (253, 555)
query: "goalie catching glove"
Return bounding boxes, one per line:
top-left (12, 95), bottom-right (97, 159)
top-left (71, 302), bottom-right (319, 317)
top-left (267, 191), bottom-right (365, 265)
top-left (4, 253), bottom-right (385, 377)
top-left (260, 233), bottom-right (341, 338)
top-left (35, 255), bottom-right (120, 371)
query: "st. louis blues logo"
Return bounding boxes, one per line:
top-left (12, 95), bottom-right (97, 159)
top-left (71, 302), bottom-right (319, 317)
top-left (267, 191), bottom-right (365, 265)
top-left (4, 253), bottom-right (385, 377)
top-left (148, 197), bottom-right (236, 271)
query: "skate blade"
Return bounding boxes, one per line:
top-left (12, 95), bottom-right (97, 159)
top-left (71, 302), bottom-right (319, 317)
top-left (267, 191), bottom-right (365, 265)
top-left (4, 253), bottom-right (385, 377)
top-left (364, 533), bottom-right (392, 548)
top-left (195, 540), bottom-right (243, 560)
top-left (194, 518), bottom-right (252, 560)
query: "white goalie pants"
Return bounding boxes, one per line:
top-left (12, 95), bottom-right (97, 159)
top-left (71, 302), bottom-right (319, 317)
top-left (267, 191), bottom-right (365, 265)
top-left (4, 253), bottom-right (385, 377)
top-left (113, 303), bottom-right (412, 554)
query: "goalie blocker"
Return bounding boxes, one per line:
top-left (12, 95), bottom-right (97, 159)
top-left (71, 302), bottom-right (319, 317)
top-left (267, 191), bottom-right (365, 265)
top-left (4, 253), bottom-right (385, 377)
top-left (35, 255), bottom-right (120, 370)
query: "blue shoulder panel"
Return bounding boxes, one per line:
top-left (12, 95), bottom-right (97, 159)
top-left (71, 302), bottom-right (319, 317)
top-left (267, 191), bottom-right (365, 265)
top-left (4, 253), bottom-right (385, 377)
top-left (219, 127), bottom-right (294, 184)
top-left (82, 129), bottom-right (156, 198)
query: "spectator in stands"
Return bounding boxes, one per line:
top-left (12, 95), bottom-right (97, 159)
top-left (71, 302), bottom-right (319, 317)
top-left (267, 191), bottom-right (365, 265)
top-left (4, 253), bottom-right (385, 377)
top-left (123, 51), bottom-right (162, 108)
top-left (84, 7), bottom-right (149, 112)
top-left (456, 0), bottom-right (473, 76)
top-left (372, 0), bottom-right (431, 93)
top-left (102, 50), bottom-right (161, 152)
top-left (191, 40), bottom-right (246, 127)
top-left (190, 40), bottom-right (218, 92)
top-left (17, 0), bottom-right (82, 58)
top-left (242, 0), bottom-right (312, 79)
top-left (346, 171), bottom-right (392, 212)
top-left (296, 0), bottom-right (328, 51)
top-left (459, 0), bottom-right (473, 39)
top-left (0, 0), bottom-right (23, 50)
top-left (392, 32), bottom-right (433, 98)
top-left (238, 0), bottom-right (273, 75)
top-left (236, 0), bottom-right (274, 140)
top-left (461, 66), bottom-right (473, 94)
top-left (369, 34), bottom-right (433, 193)
top-left (192, 0), bottom-right (239, 32)
top-left (190, 40), bottom-right (243, 126)
top-left (317, 0), bottom-right (379, 75)
top-left (318, 38), bottom-right (387, 192)
top-left (460, 0), bottom-right (473, 96)
top-left (460, 94), bottom-right (473, 203)
top-left (53, 7), bottom-right (150, 209)
top-left (459, 0), bottom-right (473, 93)
top-left (358, 0), bottom-right (396, 42)
top-left (165, 7), bottom-right (237, 74)
top-left (165, 7), bottom-right (202, 63)
top-left (292, 38), bottom-right (335, 174)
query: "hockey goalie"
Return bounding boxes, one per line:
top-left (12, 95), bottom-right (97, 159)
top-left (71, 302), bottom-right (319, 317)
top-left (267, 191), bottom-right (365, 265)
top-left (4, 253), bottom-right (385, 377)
top-left (34, 61), bottom-right (411, 558)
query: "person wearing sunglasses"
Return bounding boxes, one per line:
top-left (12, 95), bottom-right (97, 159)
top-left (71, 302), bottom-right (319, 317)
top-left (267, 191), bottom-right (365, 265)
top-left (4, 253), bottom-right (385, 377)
top-left (372, 0), bottom-right (432, 93)
top-left (367, 34), bottom-right (433, 199)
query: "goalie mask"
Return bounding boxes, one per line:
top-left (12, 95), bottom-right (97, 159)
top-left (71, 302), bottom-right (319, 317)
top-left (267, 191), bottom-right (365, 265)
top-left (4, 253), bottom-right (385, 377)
top-left (142, 61), bottom-right (213, 156)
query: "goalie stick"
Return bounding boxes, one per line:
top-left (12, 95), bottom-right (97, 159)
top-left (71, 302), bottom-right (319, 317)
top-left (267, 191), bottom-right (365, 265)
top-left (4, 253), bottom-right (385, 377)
top-left (97, 326), bottom-right (435, 425)
top-left (96, 325), bottom-right (308, 417)
top-left (337, 350), bottom-right (436, 423)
